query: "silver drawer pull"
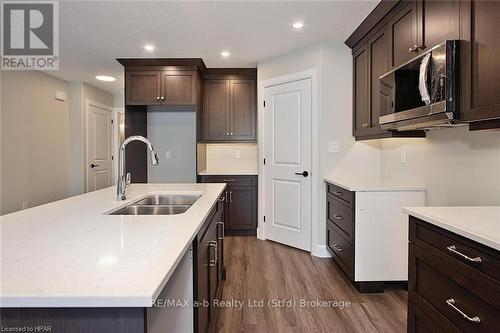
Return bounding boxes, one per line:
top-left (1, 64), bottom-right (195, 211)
top-left (223, 179), bottom-right (235, 182)
top-left (333, 191), bottom-right (343, 196)
top-left (332, 244), bottom-right (343, 252)
top-left (334, 215), bottom-right (343, 220)
top-left (446, 298), bottom-right (480, 323)
top-left (446, 245), bottom-right (482, 263)
top-left (217, 221), bottom-right (224, 240)
top-left (208, 241), bottom-right (218, 267)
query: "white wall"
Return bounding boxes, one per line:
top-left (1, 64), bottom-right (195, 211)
top-left (258, 41), bottom-right (381, 255)
top-left (379, 127), bottom-right (500, 206)
top-left (1, 72), bottom-right (114, 215)
top-left (1, 71), bottom-right (70, 215)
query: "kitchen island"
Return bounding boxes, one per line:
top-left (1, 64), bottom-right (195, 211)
top-left (0, 183), bottom-right (226, 332)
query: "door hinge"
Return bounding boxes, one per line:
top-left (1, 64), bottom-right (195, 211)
top-left (263, 158), bottom-right (266, 165)
top-left (263, 100), bottom-right (266, 107)
top-left (112, 155), bottom-right (114, 160)
top-left (263, 216), bottom-right (266, 222)
top-left (111, 119), bottom-right (114, 124)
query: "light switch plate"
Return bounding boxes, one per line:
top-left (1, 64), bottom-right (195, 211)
top-left (328, 141), bottom-right (340, 153)
top-left (55, 91), bottom-right (66, 101)
top-left (235, 150), bottom-right (241, 159)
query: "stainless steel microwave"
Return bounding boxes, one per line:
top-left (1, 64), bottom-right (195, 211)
top-left (379, 40), bottom-right (459, 131)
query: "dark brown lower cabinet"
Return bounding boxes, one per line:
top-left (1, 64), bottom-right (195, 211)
top-left (0, 201), bottom-right (226, 333)
top-left (408, 216), bottom-right (500, 332)
top-left (199, 175), bottom-right (257, 236)
top-left (194, 199), bottom-right (225, 333)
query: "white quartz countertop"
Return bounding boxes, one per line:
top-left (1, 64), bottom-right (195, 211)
top-left (403, 206), bottom-right (500, 251)
top-left (324, 176), bottom-right (426, 192)
top-left (0, 183), bottom-right (225, 308)
top-left (198, 169), bottom-right (258, 176)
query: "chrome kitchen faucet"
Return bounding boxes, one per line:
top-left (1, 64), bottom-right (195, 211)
top-left (117, 135), bottom-right (159, 201)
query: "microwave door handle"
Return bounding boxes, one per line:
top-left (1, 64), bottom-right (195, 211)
top-left (419, 53), bottom-right (432, 106)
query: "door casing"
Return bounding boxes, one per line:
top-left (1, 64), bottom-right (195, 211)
top-left (258, 69), bottom-right (323, 256)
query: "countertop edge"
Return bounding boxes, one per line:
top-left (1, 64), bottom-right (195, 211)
top-left (403, 208), bottom-right (500, 251)
top-left (324, 178), bottom-right (427, 192)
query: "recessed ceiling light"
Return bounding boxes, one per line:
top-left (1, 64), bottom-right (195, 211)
top-left (95, 75), bottom-right (116, 82)
top-left (221, 50), bottom-right (230, 58)
top-left (293, 21), bottom-right (304, 30)
top-left (144, 44), bottom-right (155, 52)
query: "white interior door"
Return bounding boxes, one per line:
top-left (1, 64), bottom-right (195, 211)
top-left (86, 102), bottom-right (113, 192)
top-left (264, 78), bottom-right (312, 251)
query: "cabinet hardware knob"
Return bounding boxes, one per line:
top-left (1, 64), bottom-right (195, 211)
top-left (334, 215), bottom-right (343, 220)
top-left (160, 96), bottom-right (165, 100)
top-left (156, 96), bottom-right (160, 101)
top-left (230, 132), bottom-right (233, 136)
top-left (445, 299), bottom-right (480, 323)
top-left (333, 191), bottom-right (343, 196)
top-left (226, 132), bottom-right (230, 136)
top-left (446, 245), bottom-right (482, 263)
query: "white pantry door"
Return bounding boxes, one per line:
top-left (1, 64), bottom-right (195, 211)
top-left (264, 78), bottom-right (312, 251)
top-left (86, 102), bottom-right (113, 192)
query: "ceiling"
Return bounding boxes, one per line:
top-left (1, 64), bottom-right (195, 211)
top-left (55, 0), bottom-right (379, 95)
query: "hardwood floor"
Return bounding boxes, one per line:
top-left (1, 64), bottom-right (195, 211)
top-left (213, 236), bottom-right (407, 333)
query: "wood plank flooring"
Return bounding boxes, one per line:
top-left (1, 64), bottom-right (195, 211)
top-left (213, 236), bottom-right (407, 333)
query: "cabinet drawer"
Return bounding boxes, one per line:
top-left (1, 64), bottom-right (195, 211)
top-left (327, 196), bottom-right (354, 245)
top-left (327, 221), bottom-right (354, 280)
top-left (410, 217), bottom-right (500, 282)
top-left (327, 184), bottom-right (354, 207)
top-left (410, 244), bottom-right (500, 332)
top-left (200, 175), bottom-right (257, 186)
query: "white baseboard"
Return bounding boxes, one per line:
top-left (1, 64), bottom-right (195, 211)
top-left (311, 245), bottom-right (332, 258)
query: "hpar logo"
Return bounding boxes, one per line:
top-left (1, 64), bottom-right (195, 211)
top-left (1, 0), bottom-right (59, 70)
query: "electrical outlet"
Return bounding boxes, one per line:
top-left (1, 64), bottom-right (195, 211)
top-left (22, 201), bottom-right (29, 210)
top-left (400, 150), bottom-right (407, 163)
top-left (165, 151), bottom-right (171, 159)
top-left (235, 150), bottom-right (241, 159)
top-left (328, 141), bottom-right (340, 153)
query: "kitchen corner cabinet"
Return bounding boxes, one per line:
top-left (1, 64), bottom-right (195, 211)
top-left (125, 70), bottom-right (197, 105)
top-left (325, 182), bottom-right (426, 293)
top-left (199, 175), bottom-right (257, 236)
top-left (202, 79), bottom-right (256, 142)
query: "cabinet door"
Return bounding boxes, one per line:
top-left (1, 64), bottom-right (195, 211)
top-left (389, 1), bottom-right (419, 68)
top-left (160, 70), bottom-right (196, 105)
top-left (461, 0), bottom-right (500, 122)
top-left (125, 71), bottom-right (161, 105)
top-left (203, 80), bottom-right (230, 142)
top-left (368, 26), bottom-right (389, 133)
top-left (227, 185), bottom-right (257, 231)
top-left (353, 44), bottom-right (370, 136)
top-left (419, 0), bottom-right (459, 51)
top-left (229, 80), bottom-right (256, 142)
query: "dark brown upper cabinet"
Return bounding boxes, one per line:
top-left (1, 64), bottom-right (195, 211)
top-left (389, 1), bottom-right (419, 68)
top-left (202, 78), bottom-right (256, 142)
top-left (125, 70), bottom-right (196, 105)
top-left (460, 0), bottom-right (500, 125)
top-left (418, 0), bottom-right (460, 52)
top-left (353, 45), bottom-right (370, 137)
top-left (126, 71), bottom-right (161, 105)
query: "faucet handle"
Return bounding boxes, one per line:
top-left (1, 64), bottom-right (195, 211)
top-left (125, 173), bottom-right (131, 187)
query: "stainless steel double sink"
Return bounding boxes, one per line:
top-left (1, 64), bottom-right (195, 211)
top-left (109, 194), bottom-right (201, 215)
